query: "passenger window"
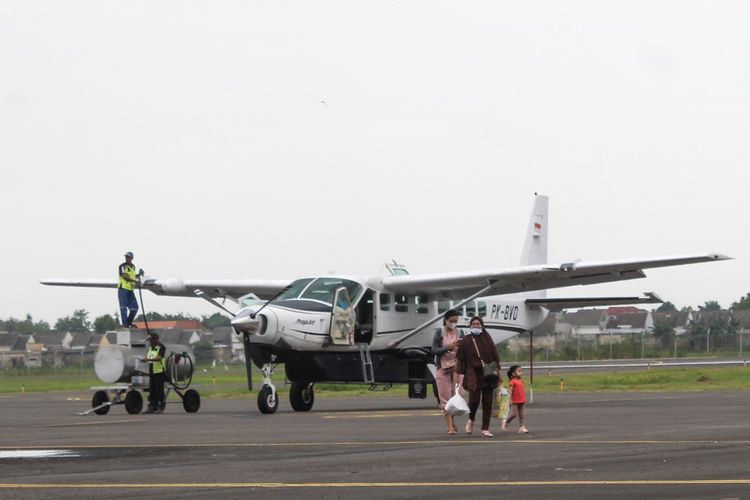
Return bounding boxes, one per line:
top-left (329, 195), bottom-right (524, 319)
top-left (465, 302), bottom-right (476, 317)
top-left (380, 293), bottom-right (390, 312)
top-left (416, 294), bottom-right (429, 314)
top-left (395, 294), bottom-right (408, 313)
top-left (478, 301), bottom-right (487, 317)
top-left (438, 301), bottom-right (451, 314)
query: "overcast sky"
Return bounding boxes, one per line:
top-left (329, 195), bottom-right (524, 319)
top-left (1, 1), bottom-right (747, 324)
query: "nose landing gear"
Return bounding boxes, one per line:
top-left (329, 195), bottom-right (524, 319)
top-left (257, 361), bottom-right (279, 414)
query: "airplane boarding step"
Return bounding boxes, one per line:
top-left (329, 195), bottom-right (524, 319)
top-left (358, 343), bottom-right (375, 384)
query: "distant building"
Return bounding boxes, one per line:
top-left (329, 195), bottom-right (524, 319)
top-left (0, 333), bottom-right (31, 368)
top-left (200, 327), bottom-right (243, 362)
top-left (557, 309), bottom-right (607, 338)
top-left (604, 311), bottom-right (654, 341)
top-left (131, 320), bottom-right (207, 332)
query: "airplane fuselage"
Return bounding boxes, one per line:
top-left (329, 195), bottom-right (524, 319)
top-left (232, 276), bottom-right (548, 356)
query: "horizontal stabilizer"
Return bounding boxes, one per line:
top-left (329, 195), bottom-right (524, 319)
top-left (525, 292), bottom-right (663, 312)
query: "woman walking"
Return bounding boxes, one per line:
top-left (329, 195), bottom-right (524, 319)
top-left (432, 309), bottom-right (464, 434)
top-left (456, 316), bottom-right (500, 437)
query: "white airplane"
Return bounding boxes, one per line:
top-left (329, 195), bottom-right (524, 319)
top-left (41, 195), bottom-right (730, 414)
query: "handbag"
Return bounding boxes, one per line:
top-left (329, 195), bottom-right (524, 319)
top-left (440, 358), bottom-right (457, 371)
top-left (471, 335), bottom-right (499, 383)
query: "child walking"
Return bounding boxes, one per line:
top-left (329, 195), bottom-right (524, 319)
top-left (501, 365), bottom-right (529, 434)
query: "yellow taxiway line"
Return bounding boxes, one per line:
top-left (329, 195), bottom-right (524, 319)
top-left (2, 480), bottom-right (750, 488)
top-left (2, 438), bottom-right (750, 450)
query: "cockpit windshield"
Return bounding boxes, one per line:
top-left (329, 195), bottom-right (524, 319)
top-left (274, 277), bottom-right (363, 311)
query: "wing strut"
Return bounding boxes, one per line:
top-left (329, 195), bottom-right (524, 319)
top-left (387, 282), bottom-right (497, 349)
top-left (193, 289), bottom-right (236, 317)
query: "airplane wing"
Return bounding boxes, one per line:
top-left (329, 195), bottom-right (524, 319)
top-left (39, 278), bottom-right (293, 300)
top-left (381, 253), bottom-right (731, 299)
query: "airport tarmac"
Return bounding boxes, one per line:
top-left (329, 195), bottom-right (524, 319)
top-left (1, 389), bottom-right (749, 499)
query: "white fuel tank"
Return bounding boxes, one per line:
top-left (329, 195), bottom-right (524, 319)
top-left (94, 344), bottom-right (195, 384)
top-left (94, 345), bottom-right (145, 383)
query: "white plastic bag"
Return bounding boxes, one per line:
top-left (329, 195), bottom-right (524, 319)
top-left (444, 384), bottom-right (469, 416)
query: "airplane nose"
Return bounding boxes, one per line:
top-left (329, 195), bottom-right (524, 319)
top-left (230, 313), bottom-right (261, 334)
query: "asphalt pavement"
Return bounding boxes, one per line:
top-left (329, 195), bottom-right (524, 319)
top-left (1, 388), bottom-right (750, 499)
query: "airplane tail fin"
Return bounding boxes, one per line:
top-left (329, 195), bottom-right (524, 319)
top-left (518, 194), bottom-right (549, 298)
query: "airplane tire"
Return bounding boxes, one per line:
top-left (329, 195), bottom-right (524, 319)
top-left (92, 390), bottom-right (110, 415)
top-left (182, 389), bottom-right (201, 413)
top-left (124, 390), bottom-right (143, 414)
top-left (289, 382), bottom-right (314, 412)
top-left (257, 385), bottom-right (278, 414)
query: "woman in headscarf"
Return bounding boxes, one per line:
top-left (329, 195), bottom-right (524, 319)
top-left (456, 315), bottom-right (500, 437)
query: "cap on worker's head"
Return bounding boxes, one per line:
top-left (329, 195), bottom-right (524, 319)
top-left (124, 251), bottom-right (134, 258)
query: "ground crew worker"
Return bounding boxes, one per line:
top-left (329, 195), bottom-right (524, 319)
top-left (144, 332), bottom-right (167, 414)
top-left (118, 251), bottom-right (142, 328)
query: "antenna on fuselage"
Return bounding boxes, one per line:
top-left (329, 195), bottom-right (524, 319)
top-left (250, 283), bottom-right (295, 319)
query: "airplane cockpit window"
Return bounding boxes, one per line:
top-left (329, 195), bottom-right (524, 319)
top-left (478, 301), bottom-right (487, 317)
top-left (274, 278), bottom-right (363, 312)
top-left (466, 302), bottom-right (477, 317)
top-left (275, 278), bottom-right (315, 302)
top-left (438, 301), bottom-right (451, 314)
top-left (300, 279), bottom-right (362, 305)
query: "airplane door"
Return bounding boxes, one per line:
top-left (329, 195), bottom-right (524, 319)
top-left (330, 287), bottom-right (355, 346)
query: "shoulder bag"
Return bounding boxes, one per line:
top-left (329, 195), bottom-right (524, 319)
top-left (471, 335), bottom-right (499, 383)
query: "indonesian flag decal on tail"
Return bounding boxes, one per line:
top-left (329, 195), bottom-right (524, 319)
top-left (533, 216), bottom-right (543, 238)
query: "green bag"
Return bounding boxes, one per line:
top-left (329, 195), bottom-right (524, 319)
top-left (482, 361), bottom-right (499, 381)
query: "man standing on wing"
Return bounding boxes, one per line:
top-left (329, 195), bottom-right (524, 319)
top-left (118, 251), bottom-right (143, 328)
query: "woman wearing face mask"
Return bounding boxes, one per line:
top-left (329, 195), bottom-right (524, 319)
top-left (432, 308), bottom-right (464, 434)
top-left (456, 316), bottom-right (501, 437)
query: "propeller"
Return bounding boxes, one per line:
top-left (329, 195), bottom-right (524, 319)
top-left (193, 288), bottom-right (256, 391)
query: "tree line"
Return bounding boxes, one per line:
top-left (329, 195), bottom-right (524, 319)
top-left (0, 310), bottom-right (232, 335)
top-left (2, 294), bottom-right (749, 336)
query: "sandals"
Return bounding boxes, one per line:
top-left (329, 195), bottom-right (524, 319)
top-left (518, 426), bottom-right (529, 434)
top-left (481, 430), bottom-right (494, 437)
top-left (465, 420), bottom-right (474, 434)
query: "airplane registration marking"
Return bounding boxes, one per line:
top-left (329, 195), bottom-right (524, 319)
top-left (490, 304), bottom-right (519, 321)
top-left (3, 480), bottom-right (750, 488)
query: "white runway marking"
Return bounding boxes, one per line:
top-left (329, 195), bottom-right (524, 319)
top-left (0, 450), bottom-right (80, 459)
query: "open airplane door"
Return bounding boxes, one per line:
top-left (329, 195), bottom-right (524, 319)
top-left (330, 287), bottom-right (355, 346)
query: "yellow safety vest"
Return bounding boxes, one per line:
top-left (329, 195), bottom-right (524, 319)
top-left (147, 346), bottom-right (166, 374)
top-left (119, 264), bottom-right (137, 291)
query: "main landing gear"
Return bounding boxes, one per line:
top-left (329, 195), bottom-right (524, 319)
top-left (289, 381), bottom-right (314, 412)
